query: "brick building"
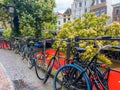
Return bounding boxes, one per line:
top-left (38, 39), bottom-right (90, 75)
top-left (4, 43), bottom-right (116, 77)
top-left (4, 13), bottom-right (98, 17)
top-left (112, 2), bottom-right (120, 23)
top-left (90, 0), bottom-right (113, 24)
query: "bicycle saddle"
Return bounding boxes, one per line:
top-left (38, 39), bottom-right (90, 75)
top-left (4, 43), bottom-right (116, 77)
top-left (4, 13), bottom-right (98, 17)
top-left (34, 43), bottom-right (41, 47)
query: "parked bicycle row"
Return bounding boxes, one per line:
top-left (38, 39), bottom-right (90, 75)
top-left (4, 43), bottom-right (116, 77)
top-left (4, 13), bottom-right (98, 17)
top-left (10, 36), bottom-right (120, 90)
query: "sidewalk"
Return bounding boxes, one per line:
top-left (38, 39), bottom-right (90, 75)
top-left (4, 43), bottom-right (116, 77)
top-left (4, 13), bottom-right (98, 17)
top-left (0, 49), bottom-right (54, 90)
top-left (0, 62), bottom-right (15, 90)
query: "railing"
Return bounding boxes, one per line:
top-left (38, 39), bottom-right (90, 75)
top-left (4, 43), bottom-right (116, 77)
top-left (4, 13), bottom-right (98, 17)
top-left (74, 36), bottom-right (120, 61)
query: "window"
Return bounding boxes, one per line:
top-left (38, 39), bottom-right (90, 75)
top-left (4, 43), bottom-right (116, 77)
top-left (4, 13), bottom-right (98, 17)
top-left (96, 10), bottom-right (100, 16)
top-left (85, 1), bottom-right (86, 6)
top-left (74, 10), bottom-right (76, 16)
top-left (101, 0), bottom-right (105, 2)
top-left (96, 0), bottom-right (99, 4)
top-left (79, 2), bottom-right (82, 7)
top-left (64, 18), bottom-right (66, 23)
top-left (92, 0), bottom-right (95, 6)
top-left (58, 21), bottom-right (60, 25)
top-left (85, 8), bottom-right (87, 12)
top-left (100, 8), bottom-right (106, 14)
top-left (68, 18), bottom-right (70, 20)
top-left (116, 9), bottom-right (120, 14)
top-left (115, 7), bottom-right (120, 14)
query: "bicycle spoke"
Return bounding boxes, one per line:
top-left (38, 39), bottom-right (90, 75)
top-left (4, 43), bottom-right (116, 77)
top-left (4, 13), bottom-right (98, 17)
top-left (54, 65), bottom-right (90, 90)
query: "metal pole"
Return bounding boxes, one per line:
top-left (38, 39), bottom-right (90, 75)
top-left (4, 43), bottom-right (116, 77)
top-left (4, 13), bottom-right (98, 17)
top-left (10, 16), bottom-right (14, 48)
top-left (75, 36), bottom-right (80, 47)
top-left (66, 38), bottom-right (71, 64)
top-left (9, 6), bottom-right (14, 49)
top-left (42, 39), bottom-right (46, 63)
top-left (74, 36), bottom-right (80, 57)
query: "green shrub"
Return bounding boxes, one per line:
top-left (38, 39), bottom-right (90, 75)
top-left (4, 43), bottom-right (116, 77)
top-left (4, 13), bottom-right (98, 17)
top-left (2, 28), bottom-right (11, 41)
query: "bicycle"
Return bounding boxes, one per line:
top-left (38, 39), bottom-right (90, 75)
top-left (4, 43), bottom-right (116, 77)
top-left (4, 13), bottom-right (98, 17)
top-left (12, 37), bottom-right (21, 54)
top-left (53, 36), bottom-right (120, 90)
top-left (53, 44), bottom-right (91, 90)
top-left (34, 39), bottom-right (67, 84)
top-left (27, 39), bottom-right (42, 69)
top-left (20, 37), bottom-right (35, 60)
top-left (91, 36), bottom-right (120, 90)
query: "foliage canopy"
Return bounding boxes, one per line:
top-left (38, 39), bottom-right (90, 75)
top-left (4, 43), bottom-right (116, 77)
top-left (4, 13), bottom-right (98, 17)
top-left (56, 12), bottom-right (120, 65)
top-left (0, 0), bottom-right (57, 37)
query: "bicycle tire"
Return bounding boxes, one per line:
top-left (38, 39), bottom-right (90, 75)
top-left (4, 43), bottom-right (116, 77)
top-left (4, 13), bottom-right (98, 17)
top-left (43, 58), bottom-right (54, 84)
top-left (27, 52), bottom-right (35, 69)
top-left (35, 54), bottom-right (48, 80)
top-left (19, 46), bottom-right (24, 56)
top-left (53, 64), bottom-right (91, 90)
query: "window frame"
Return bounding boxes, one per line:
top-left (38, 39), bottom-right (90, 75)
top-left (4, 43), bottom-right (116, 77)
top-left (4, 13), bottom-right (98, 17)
top-left (96, 0), bottom-right (99, 4)
top-left (79, 2), bottom-right (82, 7)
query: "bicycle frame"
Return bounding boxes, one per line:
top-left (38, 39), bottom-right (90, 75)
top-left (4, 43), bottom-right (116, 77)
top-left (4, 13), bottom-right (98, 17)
top-left (71, 36), bottom-right (115, 90)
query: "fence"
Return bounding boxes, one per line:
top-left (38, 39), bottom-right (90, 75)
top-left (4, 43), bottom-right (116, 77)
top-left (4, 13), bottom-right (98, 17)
top-left (74, 36), bottom-right (120, 61)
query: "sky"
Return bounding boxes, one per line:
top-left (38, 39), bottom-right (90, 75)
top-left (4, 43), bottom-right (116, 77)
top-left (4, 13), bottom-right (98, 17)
top-left (54, 0), bottom-right (73, 13)
top-left (113, 0), bottom-right (120, 4)
top-left (54, 0), bottom-right (120, 13)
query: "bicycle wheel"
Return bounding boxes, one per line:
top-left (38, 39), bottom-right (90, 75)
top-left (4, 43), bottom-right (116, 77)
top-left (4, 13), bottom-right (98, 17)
top-left (27, 52), bottom-right (35, 69)
top-left (53, 64), bottom-right (91, 90)
top-left (14, 44), bottom-right (19, 54)
top-left (43, 57), bottom-right (55, 84)
top-left (35, 53), bottom-right (48, 80)
top-left (19, 45), bottom-right (24, 56)
top-left (35, 53), bottom-right (55, 82)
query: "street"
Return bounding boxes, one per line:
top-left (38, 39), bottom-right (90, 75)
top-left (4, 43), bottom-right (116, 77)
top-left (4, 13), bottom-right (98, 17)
top-left (0, 49), bottom-right (53, 90)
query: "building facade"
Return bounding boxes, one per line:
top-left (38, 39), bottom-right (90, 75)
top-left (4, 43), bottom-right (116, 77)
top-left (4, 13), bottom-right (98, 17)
top-left (57, 12), bottom-right (63, 28)
top-left (112, 2), bottom-right (120, 23)
top-left (63, 8), bottom-right (72, 23)
top-left (90, 0), bottom-right (113, 24)
top-left (56, 8), bottom-right (72, 30)
top-left (71, 0), bottom-right (93, 19)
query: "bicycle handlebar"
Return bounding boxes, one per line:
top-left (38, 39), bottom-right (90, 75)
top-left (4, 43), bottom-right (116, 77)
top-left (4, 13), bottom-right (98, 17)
top-left (94, 36), bottom-right (111, 48)
top-left (93, 36), bottom-right (120, 54)
top-left (96, 36), bottom-right (112, 40)
top-left (111, 46), bottom-right (120, 49)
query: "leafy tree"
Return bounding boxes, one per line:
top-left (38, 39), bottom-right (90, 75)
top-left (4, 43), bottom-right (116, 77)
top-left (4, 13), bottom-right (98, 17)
top-left (0, 3), bottom-right (9, 29)
top-left (19, 13), bottom-right (35, 37)
top-left (105, 22), bottom-right (120, 38)
top-left (2, 28), bottom-right (11, 41)
top-left (56, 12), bottom-right (120, 65)
top-left (42, 22), bottom-right (56, 38)
top-left (0, 0), bottom-right (57, 37)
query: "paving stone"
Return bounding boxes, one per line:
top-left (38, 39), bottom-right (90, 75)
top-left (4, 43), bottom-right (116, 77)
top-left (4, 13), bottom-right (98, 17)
top-left (0, 49), bottom-right (54, 90)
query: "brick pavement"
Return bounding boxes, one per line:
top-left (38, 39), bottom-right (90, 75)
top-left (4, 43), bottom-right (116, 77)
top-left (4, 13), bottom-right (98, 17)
top-left (0, 49), bottom-right (53, 90)
top-left (0, 62), bottom-right (15, 90)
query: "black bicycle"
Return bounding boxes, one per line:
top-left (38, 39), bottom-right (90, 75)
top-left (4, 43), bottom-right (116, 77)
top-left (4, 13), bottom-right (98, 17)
top-left (34, 39), bottom-right (67, 84)
top-left (53, 36), bottom-right (120, 90)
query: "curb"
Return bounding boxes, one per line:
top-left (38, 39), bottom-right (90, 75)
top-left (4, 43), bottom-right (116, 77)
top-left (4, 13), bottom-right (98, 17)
top-left (0, 62), bottom-right (15, 90)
